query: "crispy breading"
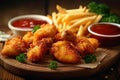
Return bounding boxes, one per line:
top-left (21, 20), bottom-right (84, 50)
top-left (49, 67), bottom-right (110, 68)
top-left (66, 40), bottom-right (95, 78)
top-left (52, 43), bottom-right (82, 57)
top-left (54, 30), bottom-right (76, 42)
top-left (51, 41), bottom-right (81, 64)
top-left (1, 36), bottom-right (28, 57)
top-left (1, 23), bottom-right (99, 64)
top-left (27, 38), bottom-right (53, 62)
top-left (33, 24), bottom-right (58, 45)
top-left (54, 31), bottom-right (99, 58)
top-left (27, 42), bottom-right (47, 62)
top-left (75, 37), bottom-right (99, 57)
top-left (22, 32), bottom-right (33, 45)
top-left (88, 38), bottom-right (99, 49)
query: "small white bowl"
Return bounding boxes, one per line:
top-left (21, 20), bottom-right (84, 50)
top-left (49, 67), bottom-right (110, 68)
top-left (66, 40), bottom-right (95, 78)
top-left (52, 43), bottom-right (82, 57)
top-left (8, 15), bottom-right (52, 36)
top-left (88, 22), bottom-right (120, 47)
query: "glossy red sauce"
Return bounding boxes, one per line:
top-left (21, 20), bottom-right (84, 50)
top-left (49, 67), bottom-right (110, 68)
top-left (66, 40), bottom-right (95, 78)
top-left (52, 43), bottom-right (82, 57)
top-left (12, 18), bottom-right (47, 28)
top-left (91, 24), bottom-right (120, 35)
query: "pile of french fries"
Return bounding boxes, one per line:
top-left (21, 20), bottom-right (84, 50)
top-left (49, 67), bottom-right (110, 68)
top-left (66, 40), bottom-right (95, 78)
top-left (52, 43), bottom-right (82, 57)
top-left (50, 5), bottom-right (102, 37)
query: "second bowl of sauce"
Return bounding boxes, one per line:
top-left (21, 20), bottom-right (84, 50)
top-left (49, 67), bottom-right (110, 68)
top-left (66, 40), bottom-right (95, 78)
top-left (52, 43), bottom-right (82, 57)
top-left (88, 22), bottom-right (120, 47)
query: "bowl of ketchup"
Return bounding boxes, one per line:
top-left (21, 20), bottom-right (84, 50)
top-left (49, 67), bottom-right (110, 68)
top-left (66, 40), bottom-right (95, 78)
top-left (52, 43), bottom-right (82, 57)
top-left (8, 15), bottom-right (52, 36)
top-left (88, 22), bottom-right (120, 47)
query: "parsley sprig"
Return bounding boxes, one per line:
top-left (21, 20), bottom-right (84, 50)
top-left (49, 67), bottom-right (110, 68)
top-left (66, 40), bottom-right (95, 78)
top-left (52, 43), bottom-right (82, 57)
top-left (32, 25), bottom-right (40, 33)
top-left (83, 54), bottom-right (96, 63)
top-left (16, 53), bottom-right (26, 63)
top-left (48, 60), bottom-right (58, 70)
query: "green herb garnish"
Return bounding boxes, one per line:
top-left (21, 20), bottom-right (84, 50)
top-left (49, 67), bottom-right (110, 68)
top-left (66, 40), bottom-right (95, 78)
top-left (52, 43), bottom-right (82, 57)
top-left (100, 13), bottom-right (120, 24)
top-left (48, 60), bottom-right (58, 70)
top-left (83, 54), bottom-right (96, 63)
top-left (16, 53), bottom-right (26, 63)
top-left (88, 2), bottom-right (120, 24)
top-left (32, 25), bottom-right (40, 33)
top-left (88, 2), bottom-right (110, 15)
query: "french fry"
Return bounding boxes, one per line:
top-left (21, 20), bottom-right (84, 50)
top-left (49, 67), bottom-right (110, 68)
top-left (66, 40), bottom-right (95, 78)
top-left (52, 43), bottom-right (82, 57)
top-left (51, 5), bottom-right (102, 37)
top-left (69, 16), bottom-right (97, 29)
top-left (47, 15), bottom-right (52, 20)
top-left (77, 25), bottom-right (84, 37)
top-left (83, 21), bottom-right (92, 35)
top-left (93, 15), bottom-right (102, 23)
top-left (56, 14), bottom-right (65, 24)
top-left (85, 8), bottom-right (89, 12)
top-left (66, 7), bottom-right (87, 13)
top-left (56, 5), bottom-right (66, 13)
top-left (52, 12), bottom-right (58, 27)
top-left (57, 24), bottom-right (62, 32)
top-left (62, 13), bottom-right (95, 22)
top-left (79, 5), bottom-right (83, 9)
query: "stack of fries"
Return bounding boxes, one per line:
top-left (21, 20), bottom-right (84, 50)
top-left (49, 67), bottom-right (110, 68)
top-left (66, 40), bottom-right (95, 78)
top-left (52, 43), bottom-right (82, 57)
top-left (50, 5), bottom-right (102, 37)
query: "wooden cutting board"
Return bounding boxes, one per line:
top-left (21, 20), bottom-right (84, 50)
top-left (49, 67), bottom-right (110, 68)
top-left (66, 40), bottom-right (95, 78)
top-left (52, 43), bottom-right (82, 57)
top-left (0, 43), bottom-right (120, 79)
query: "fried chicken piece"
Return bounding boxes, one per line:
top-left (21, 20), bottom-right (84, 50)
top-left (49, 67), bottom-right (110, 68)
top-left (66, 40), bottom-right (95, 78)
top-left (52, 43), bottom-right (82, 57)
top-left (27, 42), bottom-right (47, 62)
top-left (51, 41), bottom-right (81, 64)
top-left (54, 30), bottom-right (76, 42)
top-left (88, 38), bottom-right (99, 49)
top-left (1, 36), bottom-right (28, 57)
top-left (75, 37), bottom-right (99, 57)
top-left (54, 30), bottom-right (99, 58)
top-left (33, 24), bottom-right (58, 45)
top-left (27, 38), bottom-right (53, 62)
top-left (22, 32), bottom-right (33, 45)
top-left (32, 38), bottom-right (53, 47)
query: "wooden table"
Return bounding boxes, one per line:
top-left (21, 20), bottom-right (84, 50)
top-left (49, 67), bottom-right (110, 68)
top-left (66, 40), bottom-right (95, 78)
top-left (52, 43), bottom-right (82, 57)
top-left (0, 41), bottom-right (120, 80)
top-left (0, 0), bottom-right (120, 80)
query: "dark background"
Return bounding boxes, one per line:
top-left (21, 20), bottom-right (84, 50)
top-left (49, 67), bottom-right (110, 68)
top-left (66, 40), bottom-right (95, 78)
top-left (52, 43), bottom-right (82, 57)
top-left (0, 0), bottom-right (120, 32)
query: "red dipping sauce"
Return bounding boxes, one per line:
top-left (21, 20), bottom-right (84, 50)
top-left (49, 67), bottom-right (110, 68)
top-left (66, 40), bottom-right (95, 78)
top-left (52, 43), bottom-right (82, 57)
top-left (88, 23), bottom-right (120, 47)
top-left (12, 18), bottom-right (48, 28)
top-left (91, 24), bottom-right (120, 35)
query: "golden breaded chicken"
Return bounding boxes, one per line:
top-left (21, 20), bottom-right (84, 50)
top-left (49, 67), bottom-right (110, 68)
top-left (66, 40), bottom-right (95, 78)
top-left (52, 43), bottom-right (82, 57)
top-left (33, 24), bottom-right (58, 45)
top-left (27, 42), bottom-right (47, 62)
top-left (1, 36), bottom-right (28, 57)
top-left (54, 30), bottom-right (76, 42)
top-left (88, 38), bottom-right (99, 49)
top-left (51, 41), bottom-right (81, 64)
top-left (27, 38), bottom-right (53, 62)
top-left (22, 32), bottom-right (33, 45)
top-left (75, 37), bottom-right (99, 57)
top-left (32, 38), bottom-right (53, 47)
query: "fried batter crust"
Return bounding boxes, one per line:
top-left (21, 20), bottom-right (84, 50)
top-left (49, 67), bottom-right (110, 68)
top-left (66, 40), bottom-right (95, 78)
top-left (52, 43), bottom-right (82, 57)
top-left (75, 37), bottom-right (99, 57)
top-left (27, 38), bottom-right (53, 62)
top-left (51, 41), bottom-right (81, 64)
top-left (1, 36), bottom-right (28, 57)
top-left (22, 32), bottom-right (33, 45)
top-left (33, 24), bottom-right (58, 45)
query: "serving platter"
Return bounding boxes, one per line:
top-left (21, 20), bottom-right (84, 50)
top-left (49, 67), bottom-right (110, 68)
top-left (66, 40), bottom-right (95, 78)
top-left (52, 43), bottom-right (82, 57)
top-left (0, 44), bottom-right (120, 79)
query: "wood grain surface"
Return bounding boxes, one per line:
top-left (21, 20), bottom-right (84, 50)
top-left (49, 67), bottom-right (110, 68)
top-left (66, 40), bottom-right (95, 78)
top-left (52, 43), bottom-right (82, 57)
top-left (0, 43), bottom-right (120, 79)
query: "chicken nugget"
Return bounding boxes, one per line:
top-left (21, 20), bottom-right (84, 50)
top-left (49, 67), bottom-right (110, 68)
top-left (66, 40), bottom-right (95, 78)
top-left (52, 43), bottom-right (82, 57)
top-left (54, 30), bottom-right (76, 42)
top-left (22, 32), bottom-right (33, 45)
top-left (51, 41), bottom-right (81, 64)
top-left (27, 42), bottom-right (47, 62)
top-left (27, 37), bottom-right (53, 62)
top-left (75, 37), bottom-right (98, 57)
top-left (1, 36), bottom-right (28, 57)
top-left (33, 24), bottom-right (58, 45)
top-left (88, 38), bottom-right (99, 49)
